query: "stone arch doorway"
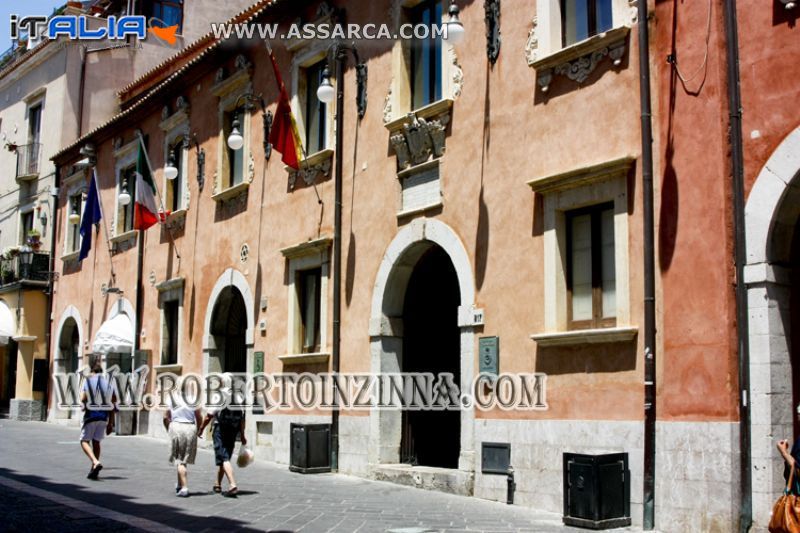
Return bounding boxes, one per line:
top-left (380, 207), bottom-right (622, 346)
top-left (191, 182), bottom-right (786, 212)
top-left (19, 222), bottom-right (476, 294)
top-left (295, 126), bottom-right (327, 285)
top-left (369, 218), bottom-right (477, 475)
top-left (744, 126), bottom-right (800, 526)
top-left (210, 287), bottom-right (248, 373)
top-left (401, 245), bottom-right (461, 468)
top-left (55, 314), bottom-right (81, 420)
top-left (203, 268), bottom-right (255, 375)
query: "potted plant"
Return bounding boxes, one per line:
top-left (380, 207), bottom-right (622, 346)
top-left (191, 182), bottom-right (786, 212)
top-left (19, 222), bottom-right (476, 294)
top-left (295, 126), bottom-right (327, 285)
top-left (2, 246), bottom-right (19, 260)
top-left (26, 229), bottom-right (41, 250)
top-left (0, 262), bottom-right (12, 284)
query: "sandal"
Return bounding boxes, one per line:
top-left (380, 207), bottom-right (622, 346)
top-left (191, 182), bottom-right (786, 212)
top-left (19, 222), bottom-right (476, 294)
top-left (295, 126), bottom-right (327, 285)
top-left (87, 463), bottom-right (103, 480)
top-left (213, 485), bottom-right (222, 493)
top-left (225, 486), bottom-right (238, 497)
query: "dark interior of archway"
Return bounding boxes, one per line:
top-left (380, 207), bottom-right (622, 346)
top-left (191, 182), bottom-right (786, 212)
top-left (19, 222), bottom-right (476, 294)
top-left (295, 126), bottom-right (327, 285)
top-left (791, 218), bottom-right (800, 436)
top-left (401, 245), bottom-right (461, 468)
top-left (211, 287), bottom-right (248, 373)
top-left (59, 319), bottom-right (80, 374)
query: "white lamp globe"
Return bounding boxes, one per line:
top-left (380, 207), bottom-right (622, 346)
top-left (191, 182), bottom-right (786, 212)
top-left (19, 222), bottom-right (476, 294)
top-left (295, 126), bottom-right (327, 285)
top-left (317, 77), bottom-right (335, 104)
top-left (444, 4), bottom-right (465, 45)
top-left (119, 190), bottom-right (131, 206)
top-left (164, 161), bottom-right (179, 180)
top-left (69, 211), bottom-right (81, 225)
top-left (227, 126), bottom-right (244, 151)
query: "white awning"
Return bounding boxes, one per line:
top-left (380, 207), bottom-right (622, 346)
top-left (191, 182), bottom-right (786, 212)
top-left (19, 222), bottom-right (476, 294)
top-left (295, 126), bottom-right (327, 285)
top-left (92, 313), bottom-right (133, 353)
top-left (0, 301), bottom-right (15, 346)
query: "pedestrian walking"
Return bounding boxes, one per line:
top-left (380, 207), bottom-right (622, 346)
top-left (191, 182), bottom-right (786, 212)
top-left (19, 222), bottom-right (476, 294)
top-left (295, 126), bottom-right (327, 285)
top-left (80, 355), bottom-right (115, 480)
top-left (198, 374), bottom-right (247, 497)
top-left (771, 404), bottom-right (800, 532)
top-left (163, 390), bottom-right (202, 497)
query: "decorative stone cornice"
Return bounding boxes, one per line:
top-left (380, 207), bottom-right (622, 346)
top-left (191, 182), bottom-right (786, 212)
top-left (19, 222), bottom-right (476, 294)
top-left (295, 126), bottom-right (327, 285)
top-left (385, 99), bottom-right (452, 171)
top-left (287, 149), bottom-right (333, 190)
top-left (527, 156), bottom-right (635, 194)
top-left (155, 277), bottom-right (185, 293)
top-left (280, 236), bottom-right (332, 259)
top-left (530, 26), bottom-right (630, 92)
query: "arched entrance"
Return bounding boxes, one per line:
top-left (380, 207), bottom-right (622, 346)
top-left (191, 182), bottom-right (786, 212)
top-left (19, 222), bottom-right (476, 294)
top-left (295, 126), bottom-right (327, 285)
top-left (745, 125), bottom-right (800, 526)
top-left (56, 314), bottom-right (81, 420)
top-left (203, 268), bottom-right (254, 375)
top-left (210, 287), bottom-right (248, 373)
top-left (369, 218), bottom-right (477, 475)
top-left (401, 245), bottom-right (461, 468)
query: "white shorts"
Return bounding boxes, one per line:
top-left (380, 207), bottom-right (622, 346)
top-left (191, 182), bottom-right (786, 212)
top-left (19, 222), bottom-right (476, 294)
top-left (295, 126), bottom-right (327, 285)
top-left (80, 420), bottom-right (107, 442)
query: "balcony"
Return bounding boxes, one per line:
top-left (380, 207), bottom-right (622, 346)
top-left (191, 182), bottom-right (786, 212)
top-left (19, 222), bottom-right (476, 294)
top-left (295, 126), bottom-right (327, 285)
top-left (0, 252), bottom-right (50, 287)
top-left (15, 143), bottom-right (41, 180)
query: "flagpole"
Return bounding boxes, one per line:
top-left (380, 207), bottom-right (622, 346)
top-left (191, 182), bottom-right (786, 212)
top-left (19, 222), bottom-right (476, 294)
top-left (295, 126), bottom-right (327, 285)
top-left (91, 169), bottom-right (117, 281)
top-left (135, 132), bottom-right (181, 261)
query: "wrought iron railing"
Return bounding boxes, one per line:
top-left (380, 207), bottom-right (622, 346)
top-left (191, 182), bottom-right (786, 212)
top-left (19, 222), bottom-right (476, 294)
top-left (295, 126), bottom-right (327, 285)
top-left (0, 252), bottom-right (50, 286)
top-left (15, 143), bottom-right (41, 178)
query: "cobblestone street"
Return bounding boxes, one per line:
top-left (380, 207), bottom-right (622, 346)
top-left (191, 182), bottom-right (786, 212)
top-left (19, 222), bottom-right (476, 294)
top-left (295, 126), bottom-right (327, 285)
top-left (0, 419), bottom-right (620, 532)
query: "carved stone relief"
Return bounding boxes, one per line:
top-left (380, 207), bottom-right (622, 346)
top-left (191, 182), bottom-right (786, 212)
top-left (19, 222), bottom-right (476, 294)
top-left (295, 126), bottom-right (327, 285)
top-left (389, 111), bottom-right (450, 170)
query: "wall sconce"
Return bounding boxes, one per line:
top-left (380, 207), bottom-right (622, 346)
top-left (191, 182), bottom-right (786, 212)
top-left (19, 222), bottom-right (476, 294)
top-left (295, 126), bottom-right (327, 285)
top-left (445, 1), bottom-right (465, 45)
top-left (485, 0), bottom-right (501, 64)
top-left (118, 179), bottom-right (131, 206)
top-left (780, 0), bottom-right (796, 9)
top-left (317, 47), bottom-right (368, 119)
top-left (164, 154), bottom-right (178, 180)
top-left (225, 92), bottom-right (273, 160)
top-left (68, 203), bottom-right (80, 225)
top-left (192, 134), bottom-right (205, 191)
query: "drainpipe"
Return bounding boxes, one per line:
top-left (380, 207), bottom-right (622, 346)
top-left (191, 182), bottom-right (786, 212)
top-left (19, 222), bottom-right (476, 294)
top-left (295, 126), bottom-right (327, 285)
top-left (43, 164), bottom-right (61, 420)
top-left (636, 0), bottom-right (658, 528)
top-left (722, 0), bottom-right (752, 530)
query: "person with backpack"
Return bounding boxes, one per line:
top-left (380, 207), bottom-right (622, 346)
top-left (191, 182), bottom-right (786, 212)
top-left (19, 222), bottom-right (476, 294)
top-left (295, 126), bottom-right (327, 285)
top-left (80, 355), bottom-right (116, 480)
top-left (198, 375), bottom-right (247, 496)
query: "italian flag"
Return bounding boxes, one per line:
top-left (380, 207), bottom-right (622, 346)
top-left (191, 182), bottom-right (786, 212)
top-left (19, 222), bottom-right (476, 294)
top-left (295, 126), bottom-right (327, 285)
top-left (134, 142), bottom-right (159, 230)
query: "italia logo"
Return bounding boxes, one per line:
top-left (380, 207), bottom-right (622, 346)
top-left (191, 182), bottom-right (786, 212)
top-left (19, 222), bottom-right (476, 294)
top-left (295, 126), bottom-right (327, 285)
top-left (10, 14), bottom-right (178, 46)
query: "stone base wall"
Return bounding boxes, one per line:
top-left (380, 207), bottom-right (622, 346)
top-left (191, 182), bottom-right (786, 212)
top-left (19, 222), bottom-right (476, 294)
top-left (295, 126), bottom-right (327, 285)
top-left (10, 399), bottom-right (44, 421)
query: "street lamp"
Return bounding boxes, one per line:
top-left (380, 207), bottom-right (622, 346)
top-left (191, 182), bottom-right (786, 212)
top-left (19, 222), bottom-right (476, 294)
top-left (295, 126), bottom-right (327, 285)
top-left (19, 245), bottom-right (33, 280)
top-left (225, 92), bottom-right (272, 160)
top-left (315, 43), bottom-right (367, 473)
top-left (118, 179), bottom-right (131, 206)
top-left (164, 154), bottom-right (179, 180)
top-left (444, 1), bottom-right (465, 45)
top-left (69, 204), bottom-right (81, 225)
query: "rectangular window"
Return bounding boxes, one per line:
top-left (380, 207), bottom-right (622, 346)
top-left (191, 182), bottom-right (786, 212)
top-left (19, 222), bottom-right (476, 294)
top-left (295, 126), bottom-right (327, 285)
top-left (120, 166), bottom-right (136, 233)
top-left (409, 0), bottom-right (443, 110)
top-left (561, 0), bottom-right (613, 47)
top-left (141, 0), bottom-right (183, 33)
top-left (68, 194), bottom-right (82, 253)
top-left (304, 60), bottom-right (327, 155)
top-left (167, 139), bottom-right (183, 212)
top-left (298, 268), bottom-right (322, 353)
top-left (162, 300), bottom-right (179, 365)
top-left (223, 107), bottom-right (245, 187)
top-left (28, 103), bottom-right (42, 145)
top-left (566, 202), bottom-right (616, 329)
top-left (20, 211), bottom-right (34, 244)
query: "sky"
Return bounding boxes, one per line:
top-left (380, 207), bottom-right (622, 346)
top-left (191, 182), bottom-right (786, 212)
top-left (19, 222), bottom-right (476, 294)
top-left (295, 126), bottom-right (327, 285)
top-left (0, 0), bottom-right (65, 51)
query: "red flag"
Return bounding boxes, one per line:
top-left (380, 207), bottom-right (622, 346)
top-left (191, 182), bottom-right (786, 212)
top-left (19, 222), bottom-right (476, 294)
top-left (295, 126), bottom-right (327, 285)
top-left (268, 49), bottom-right (304, 170)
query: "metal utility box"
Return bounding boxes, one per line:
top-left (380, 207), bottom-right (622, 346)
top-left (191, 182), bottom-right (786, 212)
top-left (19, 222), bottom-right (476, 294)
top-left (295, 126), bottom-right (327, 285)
top-left (290, 423), bottom-right (331, 474)
top-left (563, 452), bottom-right (631, 530)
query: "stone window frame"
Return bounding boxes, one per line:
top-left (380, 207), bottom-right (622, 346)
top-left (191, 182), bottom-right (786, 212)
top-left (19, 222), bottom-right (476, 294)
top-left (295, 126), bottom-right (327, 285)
top-left (18, 203), bottom-right (36, 245)
top-left (383, 0), bottom-right (462, 124)
top-left (159, 102), bottom-right (190, 220)
top-left (290, 45), bottom-right (335, 159)
top-left (156, 277), bottom-right (185, 369)
top-left (528, 157), bottom-right (637, 346)
top-left (111, 139), bottom-right (139, 242)
top-left (211, 57), bottom-right (255, 202)
top-left (61, 169), bottom-right (88, 260)
top-left (280, 237), bottom-right (331, 362)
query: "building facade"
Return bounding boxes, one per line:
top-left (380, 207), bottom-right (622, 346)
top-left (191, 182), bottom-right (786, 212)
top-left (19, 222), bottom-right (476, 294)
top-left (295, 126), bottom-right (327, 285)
top-left (0, 0), bottom-right (255, 420)
top-left (45, 0), bottom-right (800, 531)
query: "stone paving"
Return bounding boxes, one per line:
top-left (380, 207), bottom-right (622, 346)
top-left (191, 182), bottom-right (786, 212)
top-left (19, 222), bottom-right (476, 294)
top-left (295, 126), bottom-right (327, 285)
top-left (0, 419), bottom-right (629, 532)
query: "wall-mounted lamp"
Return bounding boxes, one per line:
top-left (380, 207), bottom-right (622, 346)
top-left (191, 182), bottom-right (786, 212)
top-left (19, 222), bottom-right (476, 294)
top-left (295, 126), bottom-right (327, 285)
top-left (780, 0), bottom-right (796, 9)
top-left (191, 134), bottom-right (206, 191)
top-left (316, 46), bottom-right (368, 119)
top-left (225, 92), bottom-right (273, 160)
top-left (68, 204), bottom-right (80, 225)
top-left (164, 153), bottom-right (179, 180)
top-left (485, 0), bottom-right (501, 64)
top-left (445, 1), bottom-right (465, 45)
top-left (118, 179), bottom-right (131, 206)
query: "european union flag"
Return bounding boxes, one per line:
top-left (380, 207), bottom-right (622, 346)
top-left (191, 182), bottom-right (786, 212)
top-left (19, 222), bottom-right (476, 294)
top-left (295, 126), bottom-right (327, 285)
top-left (78, 171), bottom-right (102, 262)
